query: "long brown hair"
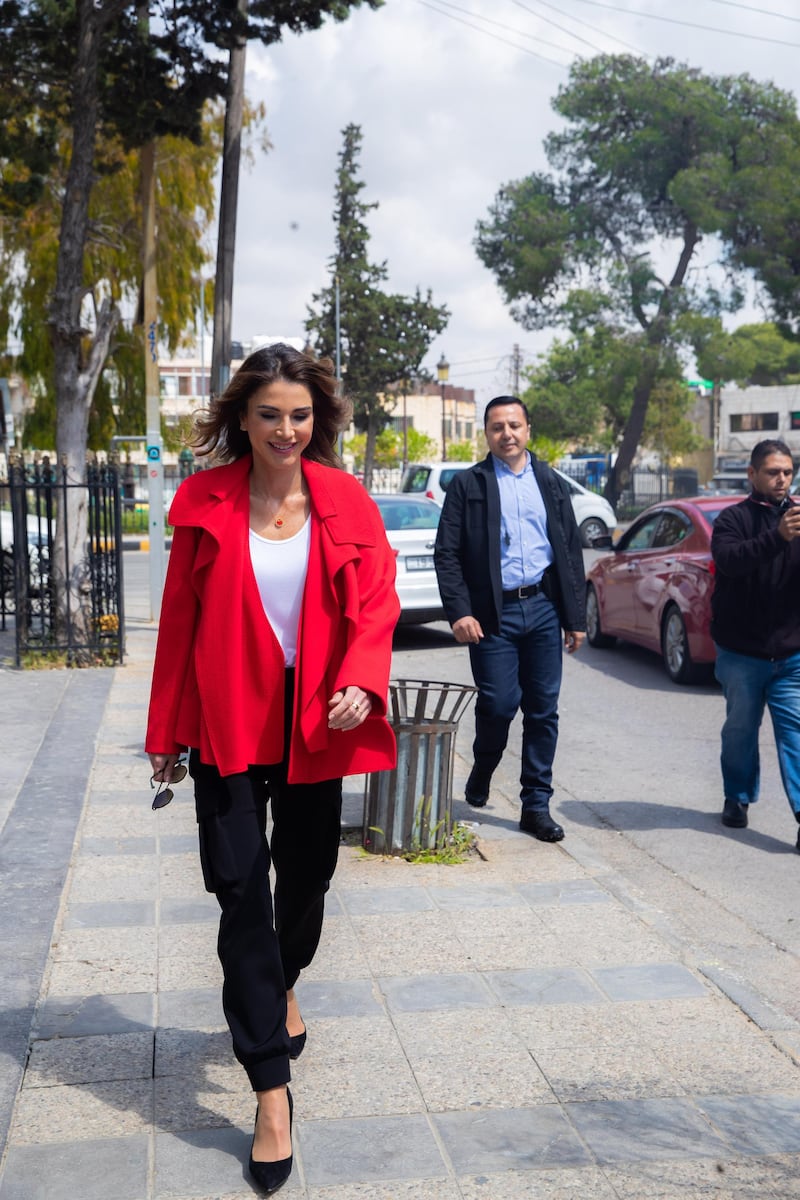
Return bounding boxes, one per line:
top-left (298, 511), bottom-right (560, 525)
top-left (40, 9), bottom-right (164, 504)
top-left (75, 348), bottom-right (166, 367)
top-left (191, 343), bottom-right (351, 467)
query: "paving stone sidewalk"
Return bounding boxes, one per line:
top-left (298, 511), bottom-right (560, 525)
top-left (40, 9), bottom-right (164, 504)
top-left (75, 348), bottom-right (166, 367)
top-left (1, 618), bottom-right (800, 1199)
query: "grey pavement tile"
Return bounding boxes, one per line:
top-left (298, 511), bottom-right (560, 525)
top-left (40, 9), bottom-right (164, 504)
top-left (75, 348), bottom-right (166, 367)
top-left (393, 1008), bottom-right (520, 1059)
top-left (159, 923), bottom-right (220, 960)
top-left (300, 918), bottom-right (381, 983)
top-left (412, 1046), bottom-right (553, 1112)
top-left (485, 967), bottom-right (606, 1007)
top-left (449, 912), bottom-right (575, 972)
top-left (515, 879), bottom-right (614, 907)
top-left (0, 1134), bottom-right (149, 1200)
top-left (657, 1036), bottom-right (800, 1095)
top-left (309, 1184), bottom-right (461, 1200)
top-left (591, 963), bottom-right (708, 1003)
top-left (298, 1114), bottom-right (446, 1186)
top-left (425, 883), bottom-right (524, 911)
top-left (80, 836), bottom-right (157, 855)
top-left (63, 900), bottom-right (155, 929)
top-left (24, 1031), bottom-right (154, 1087)
top-left (160, 896), bottom-right (219, 924)
top-left (90, 789), bottom-right (154, 805)
top-left (697, 1094), bottom-right (800, 1155)
top-left (9, 1079), bottom-right (154, 1144)
top-left (509, 1001), bottom-right (639, 1050)
top-left (432, 1105), bottom-right (592, 1173)
top-left (292, 979), bottom-right (383, 1019)
top-left (155, 1126), bottom-right (304, 1198)
top-left (534, 1040), bottom-right (684, 1102)
top-left (622, 996), bottom-right (757, 1045)
top-left (161, 833), bottom-right (203, 855)
top-left (35, 991), bottom-right (155, 1038)
top-left (699, 962), bottom-right (800, 1033)
top-left (159, 852), bottom-right (211, 901)
top-left (292, 1018), bottom-right (422, 1120)
top-left (457, 1167), bottom-right (619, 1200)
top-left (338, 886), bottom-right (435, 915)
top-left (352, 911), bottom-right (474, 977)
top-left (155, 1028), bottom-right (237, 1077)
top-left (154, 1069), bottom-right (254, 1133)
top-left (46, 955), bottom-right (157, 998)
top-left (566, 1097), bottom-right (731, 1163)
top-left (379, 972), bottom-right (495, 1014)
top-left (158, 953), bottom-right (223, 992)
top-left (604, 1155), bottom-right (792, 1198)
top-left (158, 987), bottom-right (226, 1031)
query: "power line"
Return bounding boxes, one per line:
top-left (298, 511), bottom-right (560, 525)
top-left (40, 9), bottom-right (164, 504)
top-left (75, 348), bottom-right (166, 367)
top-left (425, 0), bottom-right (582, 58)
top-left (561, 0), bottom-right (800, 48)
top-left (705, 0), bottom-right (800, 23)
top-left (414, 0), bottom-right (569, 67)
top-left (509, 0), bottom-right (648, 58)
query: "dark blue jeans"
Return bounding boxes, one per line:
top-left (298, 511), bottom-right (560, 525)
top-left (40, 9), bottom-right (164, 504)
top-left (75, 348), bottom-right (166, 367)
top-left (468, 592), bottom-right (563, 813)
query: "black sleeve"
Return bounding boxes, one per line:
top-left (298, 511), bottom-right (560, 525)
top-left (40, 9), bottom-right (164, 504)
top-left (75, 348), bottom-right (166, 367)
top-left (434, 476), bottom-right (473, 626)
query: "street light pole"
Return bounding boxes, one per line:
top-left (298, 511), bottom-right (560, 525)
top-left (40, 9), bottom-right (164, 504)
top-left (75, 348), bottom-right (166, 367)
top-left (437, 353), bottom-right (449, 461)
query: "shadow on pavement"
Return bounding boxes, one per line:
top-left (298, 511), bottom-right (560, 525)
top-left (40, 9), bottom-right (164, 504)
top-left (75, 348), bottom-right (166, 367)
top-left (559, 797), bottom-right (797, 855)
top-left (579, 641), bottom-right (720, 694)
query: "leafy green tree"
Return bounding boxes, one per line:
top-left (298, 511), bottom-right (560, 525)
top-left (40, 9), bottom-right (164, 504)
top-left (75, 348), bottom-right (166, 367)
top-left (446, 441), bottom-right (474, 462)
top-left (688, 320), bottom-right (800, 388)
top-left (405, 427), bottom-right (438, 464)
top-left (306, 124), bottom-right (449, 488)
top-left (475, 55), bottom-right (800, 504)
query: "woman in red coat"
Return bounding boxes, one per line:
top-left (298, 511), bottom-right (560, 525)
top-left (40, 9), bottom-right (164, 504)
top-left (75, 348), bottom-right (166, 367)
top-left (146, 344), bottom-right (399, 1193)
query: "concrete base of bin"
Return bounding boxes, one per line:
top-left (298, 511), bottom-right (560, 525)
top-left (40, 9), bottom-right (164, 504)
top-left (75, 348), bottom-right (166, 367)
top-left (362, 679), bottom-right (476, 857)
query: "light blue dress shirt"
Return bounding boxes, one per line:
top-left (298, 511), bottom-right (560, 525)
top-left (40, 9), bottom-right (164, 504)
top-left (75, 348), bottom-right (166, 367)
top-left (493, 452), bottom-right (554, 590)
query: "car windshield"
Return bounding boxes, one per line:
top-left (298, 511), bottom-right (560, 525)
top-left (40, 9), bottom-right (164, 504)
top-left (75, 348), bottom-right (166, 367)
top-left (374, 497), bottom-right (441, 531)
top-left (400, 467), bottom-right (430, 494)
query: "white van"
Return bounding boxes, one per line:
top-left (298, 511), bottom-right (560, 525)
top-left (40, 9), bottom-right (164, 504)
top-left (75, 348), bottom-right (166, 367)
top-left (399, 462), bottom-right (617, 547)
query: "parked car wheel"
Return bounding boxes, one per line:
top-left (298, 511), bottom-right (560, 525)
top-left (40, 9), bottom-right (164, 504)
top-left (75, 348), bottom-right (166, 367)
top-left (579, 515), bottom-right (610, 548)
top-left (661, 604), bottom-right (705, 685)
top-left (585, 584), bottom-right (615, 648)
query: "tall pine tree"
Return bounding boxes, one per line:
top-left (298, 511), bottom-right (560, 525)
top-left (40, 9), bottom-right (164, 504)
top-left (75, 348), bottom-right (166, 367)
top-left (307, 124), bottom-right (448, 488)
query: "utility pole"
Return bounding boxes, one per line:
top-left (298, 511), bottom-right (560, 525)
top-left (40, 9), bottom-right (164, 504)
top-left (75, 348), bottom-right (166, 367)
top-left (141, 139), bottom-right (165, 622)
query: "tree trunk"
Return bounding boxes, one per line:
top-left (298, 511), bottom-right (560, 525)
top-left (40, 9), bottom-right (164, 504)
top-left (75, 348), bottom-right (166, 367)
top-left (49, 0), bottom-right (122, 660)
top-left (362, 416), bottom-right (378, 491)
top-left (211, 0), bottom-right (247, 397)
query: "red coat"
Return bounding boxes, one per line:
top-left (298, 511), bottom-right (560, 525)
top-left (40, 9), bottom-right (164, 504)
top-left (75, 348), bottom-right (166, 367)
top-left (146, 455), bottom-right (400, 781)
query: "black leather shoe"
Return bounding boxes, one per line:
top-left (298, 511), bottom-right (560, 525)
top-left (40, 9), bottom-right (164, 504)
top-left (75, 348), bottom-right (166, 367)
top-left (794, 810), bottom-right (800, 854)
top-left (464, 766), bottom-right (490, 808)
top-left (288, 1028), bottom-right (306, 1061)
top-left (249, 1088), bottom-right (293, 1194)
top-left (722, 799), bottom-right (748, 828)
top-left (519, 810), bottom-right (564, 842)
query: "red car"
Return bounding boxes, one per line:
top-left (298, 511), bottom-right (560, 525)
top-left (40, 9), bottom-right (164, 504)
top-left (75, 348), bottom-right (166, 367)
top-left (585, 495), bottom-right (742, 684)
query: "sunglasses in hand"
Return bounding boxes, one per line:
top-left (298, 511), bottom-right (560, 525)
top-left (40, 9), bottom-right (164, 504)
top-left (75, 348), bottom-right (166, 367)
top-left (150, 761), bottom-right (188, 810)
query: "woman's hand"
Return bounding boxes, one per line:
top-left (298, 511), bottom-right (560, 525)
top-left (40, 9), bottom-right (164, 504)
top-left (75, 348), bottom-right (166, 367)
top-left (328, 686), bottom-right (373, 731)
top-left (149, 753), bottom-right (183, 782)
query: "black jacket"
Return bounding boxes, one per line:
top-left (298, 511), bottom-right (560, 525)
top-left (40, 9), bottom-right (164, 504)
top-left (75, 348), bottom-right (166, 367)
top-left (434, 454), bottom-right (586, 636)
top-left (710, 494), bottom-right (800, 660)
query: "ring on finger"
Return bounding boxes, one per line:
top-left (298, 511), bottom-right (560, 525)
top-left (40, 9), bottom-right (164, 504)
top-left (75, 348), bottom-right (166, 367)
top-left (350, 700), bottom-right (361, 712)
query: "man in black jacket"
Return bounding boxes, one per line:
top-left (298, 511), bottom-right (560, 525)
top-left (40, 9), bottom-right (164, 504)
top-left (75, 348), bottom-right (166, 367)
top-left (434, 397), bottom-right (586, 841)
top-left (711, 439), bottom-right (800, 849)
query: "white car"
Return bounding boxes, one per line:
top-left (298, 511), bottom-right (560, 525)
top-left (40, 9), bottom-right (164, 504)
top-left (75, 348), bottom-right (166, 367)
top-left (399, 462), bottom-right (617, 547)
top-left (371, 493), bottom-right (444, 625)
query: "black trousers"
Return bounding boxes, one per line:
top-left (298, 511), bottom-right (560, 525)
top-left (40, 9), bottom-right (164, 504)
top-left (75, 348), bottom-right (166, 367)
top-left (189, 732), bottom-right (343, 1092)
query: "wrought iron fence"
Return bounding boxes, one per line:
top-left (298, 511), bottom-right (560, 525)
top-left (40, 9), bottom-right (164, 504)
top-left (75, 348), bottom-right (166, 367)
top-left (0, 455), bottom-right (124, 667)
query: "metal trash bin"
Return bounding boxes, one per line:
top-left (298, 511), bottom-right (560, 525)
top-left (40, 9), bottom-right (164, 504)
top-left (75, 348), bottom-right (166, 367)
top-left (363, 678), bottom-right (476, 856)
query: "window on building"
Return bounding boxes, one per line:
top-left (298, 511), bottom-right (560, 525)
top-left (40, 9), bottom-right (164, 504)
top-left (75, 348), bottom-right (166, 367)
top-left (160, 375), bottom-right (178, 399)
top-left (730, 412), bottom-right (779, 432)
top-left (178, 374), bottom-right (194, 397)
top-left (791, 412), bottom-right (800, 431)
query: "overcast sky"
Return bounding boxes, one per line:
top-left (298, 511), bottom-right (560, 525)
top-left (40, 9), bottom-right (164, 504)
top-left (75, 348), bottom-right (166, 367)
top-left (225, 0), bottom-right (800, 408)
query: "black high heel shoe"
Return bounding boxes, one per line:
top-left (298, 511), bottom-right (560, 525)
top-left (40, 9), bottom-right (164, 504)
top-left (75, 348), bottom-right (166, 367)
top-left (288, 1027), bottom-right (307, 1061)
top-left (248, 1087), bottom-right (293, 1194)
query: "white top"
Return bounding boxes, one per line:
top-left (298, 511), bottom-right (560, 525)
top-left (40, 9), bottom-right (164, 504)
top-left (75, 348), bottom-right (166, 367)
top-left (249, 519), bottom-right (311, 667)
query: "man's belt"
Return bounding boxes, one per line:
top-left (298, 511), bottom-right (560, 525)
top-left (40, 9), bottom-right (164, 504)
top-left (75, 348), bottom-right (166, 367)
top-left (502, 581), bottom-right (543, 601)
